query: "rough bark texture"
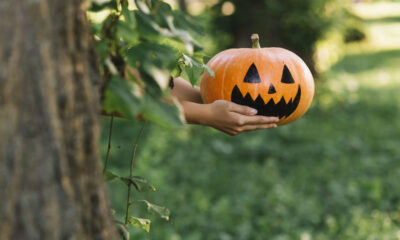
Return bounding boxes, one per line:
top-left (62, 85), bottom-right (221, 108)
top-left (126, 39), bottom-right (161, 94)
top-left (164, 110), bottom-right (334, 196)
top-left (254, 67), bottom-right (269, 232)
top-left (0, 0), bottom-right (116, 239)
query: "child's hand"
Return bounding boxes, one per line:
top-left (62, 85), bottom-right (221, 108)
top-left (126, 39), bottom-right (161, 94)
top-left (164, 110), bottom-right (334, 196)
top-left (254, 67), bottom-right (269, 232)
top-left (201, 100), bottom-right (279, 136)
top-left (170, 78), bottom-right (278, 135)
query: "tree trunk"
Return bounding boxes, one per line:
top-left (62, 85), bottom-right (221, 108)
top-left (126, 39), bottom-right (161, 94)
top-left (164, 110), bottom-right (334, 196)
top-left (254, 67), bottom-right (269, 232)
top-left (0, 0), bottom-right (116, 239)
top-left (177, 0), bottom-right (188, 13)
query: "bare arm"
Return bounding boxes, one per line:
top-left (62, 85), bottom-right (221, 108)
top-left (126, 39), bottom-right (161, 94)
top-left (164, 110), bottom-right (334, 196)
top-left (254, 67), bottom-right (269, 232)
top-left (169, 77), bottom-right (203, 104)
top-left (170, 78), bottom-right (278, 136)
top-left (102, 72), bottom-right (278, 135)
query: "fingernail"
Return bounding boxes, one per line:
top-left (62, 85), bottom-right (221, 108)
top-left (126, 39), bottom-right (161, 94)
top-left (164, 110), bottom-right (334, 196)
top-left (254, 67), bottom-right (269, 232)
top-left (250, 109), bottom-right (257, 115)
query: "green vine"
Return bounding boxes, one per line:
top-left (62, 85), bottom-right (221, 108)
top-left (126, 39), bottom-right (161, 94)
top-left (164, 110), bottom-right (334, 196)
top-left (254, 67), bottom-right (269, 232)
top-left (89, 0), bottom-right (213, 235)
top-left (103, 114), bottom-right (114, 174)
top-left (125, 122), bottom-right (146, 225)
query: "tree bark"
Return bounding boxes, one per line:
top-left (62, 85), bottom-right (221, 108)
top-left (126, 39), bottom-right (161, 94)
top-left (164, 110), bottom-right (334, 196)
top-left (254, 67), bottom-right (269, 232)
top-left (0, 0), bottom-right (116, 239)
top-left (177, 0), bottom-right (188, 13)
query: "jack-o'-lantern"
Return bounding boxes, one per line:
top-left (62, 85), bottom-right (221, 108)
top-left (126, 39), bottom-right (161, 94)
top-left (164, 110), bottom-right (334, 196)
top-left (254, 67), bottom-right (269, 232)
top-left (200, 34), bottom-right (314, 126)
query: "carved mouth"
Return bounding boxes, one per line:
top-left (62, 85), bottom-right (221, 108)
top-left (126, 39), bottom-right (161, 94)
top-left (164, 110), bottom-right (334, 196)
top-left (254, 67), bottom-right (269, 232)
top-left (231, 85), bottom-right (301, 118)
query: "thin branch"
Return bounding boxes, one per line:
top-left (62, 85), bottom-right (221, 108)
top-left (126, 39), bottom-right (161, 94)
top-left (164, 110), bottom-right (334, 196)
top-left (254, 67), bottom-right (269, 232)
top-left (125, 121), bottom-right (147, 224)
top-left (103, 114), bottom-right (115, 174)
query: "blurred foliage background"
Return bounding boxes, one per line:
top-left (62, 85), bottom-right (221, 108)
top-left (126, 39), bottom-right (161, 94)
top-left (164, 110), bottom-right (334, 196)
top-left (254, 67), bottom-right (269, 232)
top-left (98, 0), bottom-right (400, 239)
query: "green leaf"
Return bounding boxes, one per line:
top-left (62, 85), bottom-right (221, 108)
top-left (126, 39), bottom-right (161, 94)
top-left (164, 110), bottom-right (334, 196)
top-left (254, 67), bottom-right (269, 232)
top-left (104, 171), bottom-right (120, 182)
top-left (102, 68), bottom-right (183, 129)
top-left (121, 176), bottom-right (157, 192)
top-left (181, 64), bottom-right (204, 86)
top-left (135, 0), bottom-right (150, 14)
top-left (114, 220), bottom-right (130, 240)
top-left (179, 54), bottom-right (205, 85)
top-left (106, 172), bottom-right (157, 192)
top-left (171, 65), bottom-right (183, 78)
top-left (102, 77), bottom-right (141, 121)
top-left (137, 200), bottom-right (170, 221)
top-left (162, 14), bottom-right (201, 54)
top-left (203, 55), bottom-right (212, 65)
top-left (127, 216), bottom-right (151, 232)
top-left (153, 2), bottom-right (174, 28)
top-left (121, 3), bottom-right (136, 25)
top-left (89, 0), bottom-right (117, 12)
top-left (94, 38), bottom-right (109, 60)
top-left (170, 28), bottom-right (196, 54)
top-left (140, 95), bottom-right (184, 128)
top-left (204, 64), bottom-right (215, 78)
top-left (90, 22), bottom-right (103, 36)
top-left (127, 43), bottom-right (176, 70)
top-left (135, 10), bottom-right (172, 39)
top-left (172, 10), bottom-right (203, 34)
top-left (141, 63), bottom-right (171, 90)
top-left (117, 21), bottom-right (139, 44)
top-left (118, 3), bottom-right (138, 44)
top-left (126, 43), bottom-right (177, 89)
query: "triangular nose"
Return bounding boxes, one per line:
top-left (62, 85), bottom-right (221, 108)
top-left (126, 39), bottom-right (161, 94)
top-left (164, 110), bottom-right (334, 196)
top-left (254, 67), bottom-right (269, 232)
top-left (268, 83), bottom-right (276, 94)
top-left (243, 63), bottom-right (261, 83)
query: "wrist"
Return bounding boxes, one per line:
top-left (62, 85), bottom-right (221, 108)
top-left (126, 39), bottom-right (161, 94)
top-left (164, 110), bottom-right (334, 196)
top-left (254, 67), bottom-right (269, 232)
top-left (195, 103), bottom-right (212, 126)
top-left (180, 101), bottom-right (212, 126)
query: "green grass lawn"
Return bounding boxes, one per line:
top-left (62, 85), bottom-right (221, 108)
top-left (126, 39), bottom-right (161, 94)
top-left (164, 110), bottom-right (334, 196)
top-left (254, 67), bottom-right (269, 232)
top-left (101, 2), bottom-right (400, 239)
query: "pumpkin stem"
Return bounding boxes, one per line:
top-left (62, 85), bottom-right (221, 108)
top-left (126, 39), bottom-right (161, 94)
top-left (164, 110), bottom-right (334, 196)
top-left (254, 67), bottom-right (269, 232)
top-left (251, 34), bottom-right (261, 48)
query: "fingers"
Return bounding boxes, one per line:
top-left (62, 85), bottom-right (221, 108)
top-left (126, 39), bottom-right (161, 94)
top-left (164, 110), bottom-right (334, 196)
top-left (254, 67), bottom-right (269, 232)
top-left (228, 102), bottom-right (258, 116)
top-left (227, 102), bottom-right (279, 124)
top-left (209, 100), bottom-right (280, 136)
top-left (222, 124), bottom-right (277, 136)
top-left (229, 113), bottom-right (278, 127)
top-left (222, 129), bottom-right (239, 136)
top-left (221, 112), bottom-right (280, 136)
top-left (214, 127), bottom-right (238, 136)
top-left (239, 123), bottom-right (278, 132)
top-left (232, 115), bottom-right (279, 135)
top-left (223, 121), bottom-right (278, 136)
top-left (237, 115), bottom-right (279, 125)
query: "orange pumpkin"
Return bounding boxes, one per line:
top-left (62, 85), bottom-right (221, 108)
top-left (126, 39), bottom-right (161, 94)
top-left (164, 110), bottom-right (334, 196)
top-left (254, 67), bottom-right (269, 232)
top-left (200, 34), bottom-right (314, 126)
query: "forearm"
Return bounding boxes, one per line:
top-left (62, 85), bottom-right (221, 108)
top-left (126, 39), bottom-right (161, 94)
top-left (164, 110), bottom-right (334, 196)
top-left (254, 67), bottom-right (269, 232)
top-left (179, 101), bottom-right (211, 125)
top-left (169, 77), bottom-right (209, 124)
top-left (170, 77), bottom-right (203, 104)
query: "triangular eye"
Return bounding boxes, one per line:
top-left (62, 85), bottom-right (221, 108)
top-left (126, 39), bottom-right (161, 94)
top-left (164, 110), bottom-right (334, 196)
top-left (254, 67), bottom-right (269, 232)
top-left (243, 63), bottom-right (261, 83)
top-left (281, 65), bottom-right (295, 84)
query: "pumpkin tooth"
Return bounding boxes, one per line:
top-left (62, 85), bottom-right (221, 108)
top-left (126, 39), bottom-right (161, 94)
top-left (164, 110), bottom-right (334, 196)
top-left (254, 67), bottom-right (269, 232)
top-left (231, 85), bottom-right (301, 119)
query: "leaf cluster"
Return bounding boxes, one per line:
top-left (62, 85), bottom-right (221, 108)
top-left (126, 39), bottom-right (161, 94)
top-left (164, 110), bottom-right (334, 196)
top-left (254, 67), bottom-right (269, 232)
top-left (89, 0), bottom-right (214, 128)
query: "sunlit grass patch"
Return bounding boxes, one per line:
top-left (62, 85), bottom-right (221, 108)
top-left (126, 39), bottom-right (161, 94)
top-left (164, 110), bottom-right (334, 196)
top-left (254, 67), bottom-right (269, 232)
top-left (315, 1), bottom-right (400, 72)
top-left (352, 2), bottom-right (400, 20)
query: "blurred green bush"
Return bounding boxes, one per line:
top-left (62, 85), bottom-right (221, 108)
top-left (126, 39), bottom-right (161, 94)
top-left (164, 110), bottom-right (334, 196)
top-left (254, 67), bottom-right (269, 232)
top-left (99, 1), bottom-right (400, 239)
top-left (102, 84), bottom-right (400, 239)
top-left (209, 0), bottom-right (349, 73)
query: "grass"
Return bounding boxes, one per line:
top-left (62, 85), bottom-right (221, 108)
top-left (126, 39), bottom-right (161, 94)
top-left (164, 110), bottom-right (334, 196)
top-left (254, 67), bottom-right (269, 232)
top-left (100, 2), bottom-right (400, 239)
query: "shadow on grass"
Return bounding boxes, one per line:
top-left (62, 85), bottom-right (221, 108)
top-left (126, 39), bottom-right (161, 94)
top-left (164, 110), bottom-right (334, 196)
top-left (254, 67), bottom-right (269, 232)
top-left (330, 49), bottom-right (400, 74)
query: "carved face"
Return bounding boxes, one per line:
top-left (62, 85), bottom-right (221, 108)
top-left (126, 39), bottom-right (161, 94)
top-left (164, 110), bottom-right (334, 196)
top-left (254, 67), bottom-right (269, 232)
top-left (200, 47), bottom-right (314, 126)
top-left (231, 63), bottom-right (301, 119)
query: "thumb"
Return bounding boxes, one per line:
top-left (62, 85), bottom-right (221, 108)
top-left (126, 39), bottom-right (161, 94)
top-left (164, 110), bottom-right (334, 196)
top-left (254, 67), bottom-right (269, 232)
top-left (229, 102), bottom-right (257, 116)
